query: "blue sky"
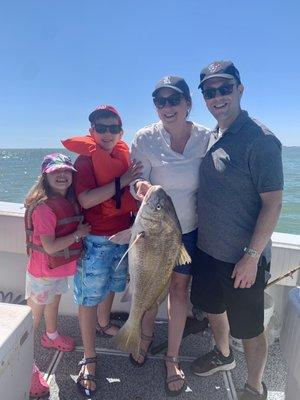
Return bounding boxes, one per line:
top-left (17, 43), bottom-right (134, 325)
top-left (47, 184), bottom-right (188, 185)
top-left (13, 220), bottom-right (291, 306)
top-left (1, 0), bottom-right (299, 148)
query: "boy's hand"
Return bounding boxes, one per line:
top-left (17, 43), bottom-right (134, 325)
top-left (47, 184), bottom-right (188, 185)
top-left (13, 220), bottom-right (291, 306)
top-left (135, 180), bottom-right (152, 200)
top-left (75, 222), bottom-right (91, 239)
top-left (120, 160), bottom-right (143, 187)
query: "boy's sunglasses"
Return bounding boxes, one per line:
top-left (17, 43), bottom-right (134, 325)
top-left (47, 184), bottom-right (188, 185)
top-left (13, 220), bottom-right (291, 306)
top-left (202, 84), bottom-right (235, 100)
top-left (153, 93), bottom-right (182, 109)
top-left (93, 124), bottom-right (122, 134)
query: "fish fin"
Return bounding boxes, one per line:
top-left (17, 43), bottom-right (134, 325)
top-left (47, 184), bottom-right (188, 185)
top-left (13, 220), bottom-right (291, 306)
top-left (174, 244), bottom-right (192, 266)
top-left (115, 232), bottom-right (145, 271)
top-left (120, 283), bottom-right (132, 303)
top-left (113, 317), bottom-right (141, 355)
top-left (109, 228), bottom-right (132, 245)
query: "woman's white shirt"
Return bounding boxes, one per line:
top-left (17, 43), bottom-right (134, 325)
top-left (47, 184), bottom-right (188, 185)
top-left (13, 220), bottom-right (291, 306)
top-left (130, 121), bottom-right (210, 234)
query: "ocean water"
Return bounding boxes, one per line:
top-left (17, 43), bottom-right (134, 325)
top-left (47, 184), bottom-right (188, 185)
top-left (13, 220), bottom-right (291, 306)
top-left (0, 147), bottom-right (299, 235)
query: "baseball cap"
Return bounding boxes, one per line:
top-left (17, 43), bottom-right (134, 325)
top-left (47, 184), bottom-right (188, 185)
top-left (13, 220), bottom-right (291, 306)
top-left (198, 61), bottom-right (241, 89)
top-left (88, 105), bottom-right (122, 126)
top-left (152, 76), bottom-right (191, 98)
top-left (41, 153), bottom-right (76, 174)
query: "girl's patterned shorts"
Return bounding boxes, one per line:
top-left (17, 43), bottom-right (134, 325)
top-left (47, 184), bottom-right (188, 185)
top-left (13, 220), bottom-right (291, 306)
top-left (25, 271), bottom-right (69, 305)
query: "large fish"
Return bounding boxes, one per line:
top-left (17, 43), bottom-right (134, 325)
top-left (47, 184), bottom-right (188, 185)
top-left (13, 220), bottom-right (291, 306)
top-left (113, 185), bottom-right (191, 356)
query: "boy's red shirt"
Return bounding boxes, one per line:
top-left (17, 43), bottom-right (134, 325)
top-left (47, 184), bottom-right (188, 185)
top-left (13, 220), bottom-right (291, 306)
top-left (74, 155), bottom-right (132, 236)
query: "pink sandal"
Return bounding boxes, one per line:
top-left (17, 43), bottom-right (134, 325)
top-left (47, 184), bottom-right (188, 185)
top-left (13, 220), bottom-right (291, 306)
top-left (41, 332), bottom-right (75, 352)
top-left (30, 368), bottom-right (49, 398)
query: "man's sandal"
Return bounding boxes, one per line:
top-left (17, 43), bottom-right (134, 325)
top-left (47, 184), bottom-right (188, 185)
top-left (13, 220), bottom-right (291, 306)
top-left (96, 322), bottom-right (119, 338)
top-left (165, 355), bottom-right (187, 397)
top-left (76, 356), bottom-right (97, 398)
top-left (129, 332), bottom-right (154, 367)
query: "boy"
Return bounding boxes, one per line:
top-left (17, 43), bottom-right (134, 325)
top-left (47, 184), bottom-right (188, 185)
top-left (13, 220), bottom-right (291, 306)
top-left (62, 105), bottom-right (142, 397)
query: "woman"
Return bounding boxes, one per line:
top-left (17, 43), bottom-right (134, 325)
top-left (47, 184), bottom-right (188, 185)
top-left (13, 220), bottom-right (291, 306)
top-left (130, 76), bottom-right (210, 396)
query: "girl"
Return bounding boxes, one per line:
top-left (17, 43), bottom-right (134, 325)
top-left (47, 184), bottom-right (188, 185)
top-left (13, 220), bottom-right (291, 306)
top-left (24, 153), bottom-right (91, 398)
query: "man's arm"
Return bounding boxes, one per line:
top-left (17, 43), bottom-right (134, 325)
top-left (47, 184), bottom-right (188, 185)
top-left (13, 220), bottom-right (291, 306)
top-left (231, 190), bottom-right (282, 289)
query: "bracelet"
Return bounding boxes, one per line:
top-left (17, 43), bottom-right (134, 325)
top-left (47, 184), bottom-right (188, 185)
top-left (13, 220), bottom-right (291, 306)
top-left (243, 246), bottom-right (260, 259)
top-left (73, 233), bottom-right (80, 243)
top-left (115, 177), bottom-right (121, 209)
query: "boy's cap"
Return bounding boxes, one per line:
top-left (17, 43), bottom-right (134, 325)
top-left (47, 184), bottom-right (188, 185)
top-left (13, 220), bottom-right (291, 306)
top-left (198, 61), bottom-right (241, 88)
top-left (41, 153), bottom-right (76, 174)
top-left (152, 76), bottom-right (191, 98)
top-left (88, 105), bottom-right (122, 125)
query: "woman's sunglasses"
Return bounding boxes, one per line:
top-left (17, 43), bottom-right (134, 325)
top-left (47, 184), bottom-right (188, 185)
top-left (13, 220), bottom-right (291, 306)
top-left (153, 93), bottom-right (183, 109)
top-left (202, 84), bottom-right (235, 100)
top-left (93, 124), bottom-right (122, 134)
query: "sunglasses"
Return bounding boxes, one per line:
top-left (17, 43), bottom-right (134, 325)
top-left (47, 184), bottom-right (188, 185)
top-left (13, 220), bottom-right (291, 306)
top-left (93, 123), bottom-right (122, 134)
top-left (153, 93), bottom-right (183, 109)
top-left (202, 84), bottom-right (235, 100)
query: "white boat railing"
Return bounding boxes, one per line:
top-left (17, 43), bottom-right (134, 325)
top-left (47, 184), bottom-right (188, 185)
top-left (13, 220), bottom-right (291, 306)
top-left (0, 201), bottom-right (299, 322)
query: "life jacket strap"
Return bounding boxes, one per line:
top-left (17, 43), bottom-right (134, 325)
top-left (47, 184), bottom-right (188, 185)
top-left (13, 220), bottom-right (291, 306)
top-left (26, 242), bottom-right (81, 258)
top-left (57, 215), bottom-right (82, 226)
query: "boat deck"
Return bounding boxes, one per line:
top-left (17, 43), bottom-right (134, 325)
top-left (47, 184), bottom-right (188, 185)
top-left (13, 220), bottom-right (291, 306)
top-left (34, 314), bottom-right (287, 400)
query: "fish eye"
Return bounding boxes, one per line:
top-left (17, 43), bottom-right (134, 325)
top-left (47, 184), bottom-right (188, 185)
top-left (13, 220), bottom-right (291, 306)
top-left (156, 203), bottom-right (161, 210)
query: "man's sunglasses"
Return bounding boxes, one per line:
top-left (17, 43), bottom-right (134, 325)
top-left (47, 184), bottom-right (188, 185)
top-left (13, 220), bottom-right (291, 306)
top-left (93, 123), bottom-right (122, 134)
top-left (153, 93), bottom-right (182, 109)
top-left (202, 84), bottom-right (235, 100)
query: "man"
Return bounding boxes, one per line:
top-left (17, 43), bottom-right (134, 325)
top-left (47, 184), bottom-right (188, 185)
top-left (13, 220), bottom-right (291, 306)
top-left (190, 61), bottom-right (283, 400)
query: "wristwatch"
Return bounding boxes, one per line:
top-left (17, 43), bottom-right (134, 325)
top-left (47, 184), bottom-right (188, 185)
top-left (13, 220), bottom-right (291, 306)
top-left (243, 247), bottom-right (260, 259)
top-left (73, 233), bottom-right (81, 243)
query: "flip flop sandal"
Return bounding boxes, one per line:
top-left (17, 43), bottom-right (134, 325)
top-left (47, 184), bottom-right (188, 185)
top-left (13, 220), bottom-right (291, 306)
top-left (41, 332), bottom-right (75, 352)
top-left (96, 322), bottom-right (119, 338)
top-left (76, 356), bottom-right (97, 398)
top-left (129, 332), bottom-right (154, 367)
top-left (165, 355), bottom-right (187, 397)
top-left (30, 368), bottom-right (49, 398)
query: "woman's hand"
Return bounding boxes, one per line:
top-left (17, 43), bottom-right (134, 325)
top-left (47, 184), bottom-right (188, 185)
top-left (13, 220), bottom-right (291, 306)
top-left (120, 160), bottom-right (143, 187)
top-left (135, 180), bottom-right (152, 200)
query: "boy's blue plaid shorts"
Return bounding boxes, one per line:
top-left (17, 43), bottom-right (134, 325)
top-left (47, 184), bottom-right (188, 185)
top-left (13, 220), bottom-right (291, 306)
top-left (74, 234), bottom-right (128, 306)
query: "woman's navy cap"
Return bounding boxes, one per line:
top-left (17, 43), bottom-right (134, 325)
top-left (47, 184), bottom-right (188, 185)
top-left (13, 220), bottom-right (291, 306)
top-left (152, 76), bottom-right (191, 98)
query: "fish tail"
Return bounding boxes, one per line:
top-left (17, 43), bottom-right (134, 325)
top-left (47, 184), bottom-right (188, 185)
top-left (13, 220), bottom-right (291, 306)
top-left (113, 316), bottom-right (141, 355)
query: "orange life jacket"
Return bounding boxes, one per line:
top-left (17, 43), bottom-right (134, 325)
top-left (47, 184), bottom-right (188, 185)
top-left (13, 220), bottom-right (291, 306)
top-left (25, 196), bottom-right (83, 269)
top-left (61, 135), bottom-right (138, 221)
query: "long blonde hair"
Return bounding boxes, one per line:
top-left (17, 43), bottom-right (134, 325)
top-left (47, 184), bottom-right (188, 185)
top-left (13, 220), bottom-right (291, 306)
top-left (24, 173), bottom-right (76, 209)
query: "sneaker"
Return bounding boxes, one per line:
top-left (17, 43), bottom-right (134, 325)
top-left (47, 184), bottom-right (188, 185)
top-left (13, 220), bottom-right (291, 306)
top-left (237, 382), bottom-right (268, 400)
top-left (191, 346), bottom-right (236, 376)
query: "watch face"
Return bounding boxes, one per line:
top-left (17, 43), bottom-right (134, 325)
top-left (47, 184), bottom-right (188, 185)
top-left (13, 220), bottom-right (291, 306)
top-left (244, 247), bottom-right (259, 258)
